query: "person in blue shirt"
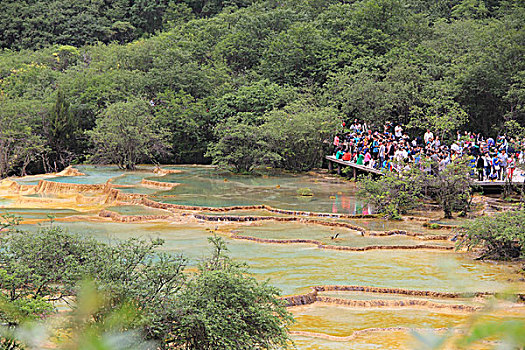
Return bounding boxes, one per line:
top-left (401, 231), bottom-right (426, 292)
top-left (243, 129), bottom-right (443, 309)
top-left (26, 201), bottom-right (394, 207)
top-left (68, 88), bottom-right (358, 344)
top-left (492, 155), bottom-right (501, 180)
top-left (414, 152), bottom-right (421, 166)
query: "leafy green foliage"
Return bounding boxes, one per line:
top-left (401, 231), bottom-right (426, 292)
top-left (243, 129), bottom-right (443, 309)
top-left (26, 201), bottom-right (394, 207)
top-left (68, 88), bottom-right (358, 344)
top-left (0, 99), bottom-right (45, 177)
top-left (428, 159), bottom-right (474, 219)
top-left (297, 188), bottom-right (313, 196)
top-left (357, 167), bottom-right (426, 219)
top-left (87, 98), bottom-right (170, 169)
top-left (263, 99), bottom-right (340, 171)
top-left (0, 0), bottom-right (200, 50)
top-left (409, 97), bottom-right (468, 141)
top-left (45, 90), bottom-right (81, 170)
top-left (455, 319), bottom-right (525, 348)
top-left (0, 0), bottom-right (524, 175)
top-left (154, 90), bottom-right (212, 164)
top-left (457, 209), bottom-right (525, 260)
top-left (358, 159), bottom-right (474, 219)
top-left (0, 226), bottom-right (101, 325)
top-left (206, 117), bottom-right (277, 173)
top-left (0, 226), bottom-right (292, 348)
top-left (168, 236), bottom-right (293, 349)
top-left (0, 281), bottom-right (152, 350)
top-left (208, 98), bottom-right (338, 173)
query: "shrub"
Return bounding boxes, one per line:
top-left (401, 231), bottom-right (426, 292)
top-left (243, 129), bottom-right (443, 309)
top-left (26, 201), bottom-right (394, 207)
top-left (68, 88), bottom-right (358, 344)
top-left (456, 210), bottom-right (525, 260)
top-left (0, 227), bottom-right (293, 348)
top-left (428, 159), bottom-right (474, 218)
top-left (297, 188), bottom-right (313, 196)
top-left (357, 166), bottom-right (426, 219)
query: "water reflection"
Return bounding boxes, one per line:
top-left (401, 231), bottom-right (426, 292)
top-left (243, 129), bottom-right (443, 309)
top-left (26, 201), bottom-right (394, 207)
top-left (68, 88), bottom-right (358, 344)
top-left (331, 194), bottom-right (372, 215)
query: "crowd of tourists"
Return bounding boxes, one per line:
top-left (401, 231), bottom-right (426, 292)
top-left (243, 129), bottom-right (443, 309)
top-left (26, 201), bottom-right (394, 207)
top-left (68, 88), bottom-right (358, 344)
top-left (332, 120), bottom-right (524, 182)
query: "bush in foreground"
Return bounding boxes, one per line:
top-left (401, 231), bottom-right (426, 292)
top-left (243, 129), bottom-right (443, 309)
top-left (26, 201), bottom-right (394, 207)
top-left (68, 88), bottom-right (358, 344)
top-left (0, 225), bottom-right (293, 349)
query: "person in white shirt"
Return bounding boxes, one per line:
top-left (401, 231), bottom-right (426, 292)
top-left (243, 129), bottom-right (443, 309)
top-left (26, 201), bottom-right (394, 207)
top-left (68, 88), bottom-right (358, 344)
top-left (394, 125), bottom-right (403, 139)
top-left (394, 147), bottom-right (408, 162)
top-left (451, 142), bottom-right (460, 153)
top-left (424, 129), bottom-right (434, 144)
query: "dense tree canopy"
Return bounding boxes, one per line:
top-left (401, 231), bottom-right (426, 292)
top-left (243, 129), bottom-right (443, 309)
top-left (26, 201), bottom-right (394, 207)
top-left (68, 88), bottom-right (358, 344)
top-left (0, 0), bottom-right (523, 175)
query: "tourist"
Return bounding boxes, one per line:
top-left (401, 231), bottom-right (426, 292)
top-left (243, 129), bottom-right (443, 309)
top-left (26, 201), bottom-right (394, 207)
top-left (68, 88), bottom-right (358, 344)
top-left (356, 153), bottom-right (364, 165)
top-left (363, 150), bottom-right (372, 166)
top-left (378, 142), bottom-right (386, 165)
top-left (476, 155), bottom-right (485, 181)
top-left (507, 155), bottom-right (516, 181)
top-left (424, 129), bottom-right (434, 144)
top-left (483, 153), bottom-right (492, 181)
top-left (333, 135), bottom-right (340, 154)
top-left (329, 119), bottom-right (524, 183)
top-left (394, 124), bottom-right (403, 139)
top-left (498, 149), bottom-right (508, 180)
top-left (492, 153), bottom-right (501, 180)
top-left (335, 148), bottom-right (344, 160)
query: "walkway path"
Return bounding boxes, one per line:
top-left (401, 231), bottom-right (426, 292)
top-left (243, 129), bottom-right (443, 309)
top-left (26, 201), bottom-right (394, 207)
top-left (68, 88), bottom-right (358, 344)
top-left (325, 155), bottom-right (525, 193)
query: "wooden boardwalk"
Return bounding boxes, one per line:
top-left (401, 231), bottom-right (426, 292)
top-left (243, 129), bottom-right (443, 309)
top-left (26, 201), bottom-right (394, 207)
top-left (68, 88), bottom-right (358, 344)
top-left (474, 180), bottom-right (524, 192)
top-left (325, 155), bottom-right (383, 178)
top-left (325, 155), bottom-right (524, 193)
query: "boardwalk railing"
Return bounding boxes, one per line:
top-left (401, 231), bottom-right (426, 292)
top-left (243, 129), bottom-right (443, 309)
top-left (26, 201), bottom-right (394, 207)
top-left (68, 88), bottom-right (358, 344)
top-left (325, 155), bottom-right (524, 193)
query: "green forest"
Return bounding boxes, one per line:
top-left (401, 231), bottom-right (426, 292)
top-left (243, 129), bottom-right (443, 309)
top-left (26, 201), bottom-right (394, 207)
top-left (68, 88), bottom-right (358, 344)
top-left (0, 0), bottom-right (524, 176)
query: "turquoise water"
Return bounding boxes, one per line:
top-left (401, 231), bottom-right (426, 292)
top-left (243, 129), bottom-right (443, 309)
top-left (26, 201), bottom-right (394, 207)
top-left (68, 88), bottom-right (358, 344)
top-left (12, 165), bottom-right (369, 214)
top-left (17, 221), bottom-right (518, 296)
top-left (7, 165), bottom-right (525, 349)
top-left (106, 205), bottom-right (169, 216)
top-left (49, 165), bottom-right (126, 184)
top-left (236, 222), bottom-right (453, 247)
top-left (152, 167), bottom-right (370, 214)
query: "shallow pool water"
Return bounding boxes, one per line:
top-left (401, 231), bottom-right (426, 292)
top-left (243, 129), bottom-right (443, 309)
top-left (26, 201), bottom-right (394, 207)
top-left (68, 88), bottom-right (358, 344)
top-left (17, 221), bottom-right (520, 296)
top-left (290, 304), bottom-right (525, 349)
top-left (2, 207), bottom-right (86, 220)
top-left (317, 291), bottom-right (481, 306)
top-left (293, 305), bottom-right (471, 336)
top-left (5, 165), bottom-right (525, 349)
top-left (150, 167), bottom-right (369, 214)
top-left (106, 205), bottom-right (169, 216)
top-left (235, 222), bottom-right (453, 247)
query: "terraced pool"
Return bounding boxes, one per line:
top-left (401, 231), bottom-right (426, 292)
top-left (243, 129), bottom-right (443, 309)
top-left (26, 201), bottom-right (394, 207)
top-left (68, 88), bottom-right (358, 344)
top-left (1, 165), bottom-right (523, 349)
